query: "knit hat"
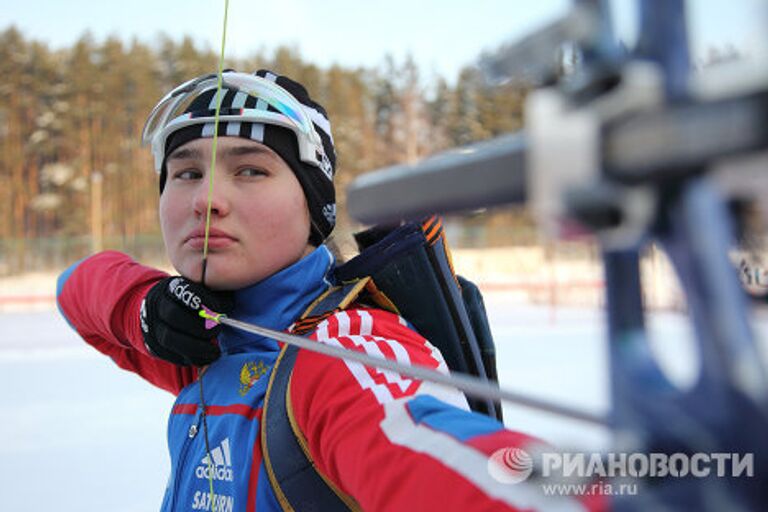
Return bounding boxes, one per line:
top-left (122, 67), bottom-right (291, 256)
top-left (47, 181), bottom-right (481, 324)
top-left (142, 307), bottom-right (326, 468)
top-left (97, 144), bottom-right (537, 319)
top-left (155, 69), bottom-right (336, 246)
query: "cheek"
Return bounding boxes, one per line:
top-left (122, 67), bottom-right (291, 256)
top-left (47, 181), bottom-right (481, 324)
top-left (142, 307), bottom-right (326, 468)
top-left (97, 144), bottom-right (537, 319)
top-left (244, 183), bottom-right (310, 247)
top-left (158, 196), bottom-right (175, 241)
top-left (159, 193), bottom-right (187, 254)
top-left (276, 186), bottom-right (311, 240)
top-left (249, 194), bottom-right (307, 241)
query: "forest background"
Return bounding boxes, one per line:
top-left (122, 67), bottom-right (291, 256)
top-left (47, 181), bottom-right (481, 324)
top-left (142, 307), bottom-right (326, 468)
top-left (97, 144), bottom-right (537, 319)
top-left (0, 26), bottom-right (542, 275)
top-left (0, 12), bottom-right (753, 282)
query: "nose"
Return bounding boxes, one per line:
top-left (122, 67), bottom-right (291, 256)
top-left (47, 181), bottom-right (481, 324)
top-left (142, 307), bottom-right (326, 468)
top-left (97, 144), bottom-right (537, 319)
top-left (192, 173), bottom-right (231, 218)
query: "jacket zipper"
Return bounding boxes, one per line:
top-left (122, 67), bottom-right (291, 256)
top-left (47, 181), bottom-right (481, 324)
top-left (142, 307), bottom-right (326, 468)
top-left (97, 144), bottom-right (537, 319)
top-left (169, 409), bottom-right (202, 511)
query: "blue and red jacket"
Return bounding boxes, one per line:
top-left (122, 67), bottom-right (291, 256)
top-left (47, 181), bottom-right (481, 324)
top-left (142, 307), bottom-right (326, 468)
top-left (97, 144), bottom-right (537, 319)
top-left (57, 247), bottom-right (599, 511)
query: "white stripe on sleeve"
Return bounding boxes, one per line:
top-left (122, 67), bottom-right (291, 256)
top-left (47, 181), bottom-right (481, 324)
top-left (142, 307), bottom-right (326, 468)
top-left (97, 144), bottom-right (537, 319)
top-left (380, 399), bottom-right (586, 512)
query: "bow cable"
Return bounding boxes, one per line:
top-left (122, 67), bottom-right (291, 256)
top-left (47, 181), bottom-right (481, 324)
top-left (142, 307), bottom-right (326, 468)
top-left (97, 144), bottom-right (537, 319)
top-left (198, 0), bottom-right (230, 507)
top-left (200, 0), bottom-right (230, 287)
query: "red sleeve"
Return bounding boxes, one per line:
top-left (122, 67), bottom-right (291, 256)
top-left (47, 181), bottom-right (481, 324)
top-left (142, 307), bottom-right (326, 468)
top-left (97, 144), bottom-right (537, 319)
top-left (289, 307), bottom-right (605, 512)
top-left (57, 250), bottom-right (197, 394)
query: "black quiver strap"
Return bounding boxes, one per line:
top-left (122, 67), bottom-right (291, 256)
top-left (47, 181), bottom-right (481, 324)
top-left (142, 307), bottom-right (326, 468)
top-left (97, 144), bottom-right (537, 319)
top-left (262, 281), bottom-right (368, 512)
top-left (262, 345), bottom-right (361, 512)
top-left (457, 275), bottom-right (504, 420)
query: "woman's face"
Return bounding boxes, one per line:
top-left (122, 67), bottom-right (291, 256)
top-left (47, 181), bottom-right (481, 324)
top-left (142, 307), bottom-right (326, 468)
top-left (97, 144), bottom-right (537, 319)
top-left (159, 136), bottom-right (314, 290)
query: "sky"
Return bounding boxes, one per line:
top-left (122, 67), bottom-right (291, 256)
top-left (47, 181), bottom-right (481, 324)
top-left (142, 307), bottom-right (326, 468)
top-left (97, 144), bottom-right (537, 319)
top-left (3, 0), bottom-right (767, 84)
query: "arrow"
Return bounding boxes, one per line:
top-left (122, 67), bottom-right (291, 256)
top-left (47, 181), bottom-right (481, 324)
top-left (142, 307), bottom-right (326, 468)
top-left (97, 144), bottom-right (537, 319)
top-left (200, 310), bottom-right (608, 427)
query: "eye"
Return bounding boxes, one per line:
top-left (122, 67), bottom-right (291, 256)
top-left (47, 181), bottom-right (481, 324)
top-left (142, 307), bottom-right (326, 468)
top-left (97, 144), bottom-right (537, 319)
top-left (237, 167), bottom-right (268, 178)
top-left (172, 168), bottom-right (203, 180)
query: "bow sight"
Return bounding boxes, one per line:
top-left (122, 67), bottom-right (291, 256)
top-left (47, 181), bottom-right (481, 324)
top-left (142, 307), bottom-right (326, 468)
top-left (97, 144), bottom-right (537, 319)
top-left (347, 0), bottom-right (768, 509)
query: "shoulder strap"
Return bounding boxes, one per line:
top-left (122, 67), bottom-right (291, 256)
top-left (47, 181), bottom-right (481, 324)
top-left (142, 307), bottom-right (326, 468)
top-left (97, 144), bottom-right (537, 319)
top-left (262, 282), bottom-right (368, 512)
top-left (290, 277), bottom-right (372, 335)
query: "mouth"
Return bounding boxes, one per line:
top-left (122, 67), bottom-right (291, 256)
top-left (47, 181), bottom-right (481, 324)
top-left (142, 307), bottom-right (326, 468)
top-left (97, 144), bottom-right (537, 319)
top-left (184, 227), bottom-right (238, 250)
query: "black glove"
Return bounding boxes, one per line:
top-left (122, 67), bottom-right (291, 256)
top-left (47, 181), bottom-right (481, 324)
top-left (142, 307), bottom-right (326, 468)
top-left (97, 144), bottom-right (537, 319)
top-left (140, 276), bottom-right (234, 366)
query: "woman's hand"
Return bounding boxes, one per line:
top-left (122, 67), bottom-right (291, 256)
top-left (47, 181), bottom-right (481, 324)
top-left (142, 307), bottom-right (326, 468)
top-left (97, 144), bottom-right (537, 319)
top-left (140, 277), bottom-right (234, 366)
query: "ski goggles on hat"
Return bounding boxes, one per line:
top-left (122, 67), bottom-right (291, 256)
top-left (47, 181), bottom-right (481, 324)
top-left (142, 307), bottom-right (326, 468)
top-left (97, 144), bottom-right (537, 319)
top-left (141, 72), bottom-right (331, 175)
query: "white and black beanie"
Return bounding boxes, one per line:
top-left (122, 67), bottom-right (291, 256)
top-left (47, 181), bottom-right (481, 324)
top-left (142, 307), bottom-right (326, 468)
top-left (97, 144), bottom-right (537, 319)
top-left (159, 69), bottom-right (337, 246)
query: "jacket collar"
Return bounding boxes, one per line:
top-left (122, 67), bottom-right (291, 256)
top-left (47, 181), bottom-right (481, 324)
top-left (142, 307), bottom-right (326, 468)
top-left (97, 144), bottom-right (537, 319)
top-left (218, 245), bottom-right (334, 354)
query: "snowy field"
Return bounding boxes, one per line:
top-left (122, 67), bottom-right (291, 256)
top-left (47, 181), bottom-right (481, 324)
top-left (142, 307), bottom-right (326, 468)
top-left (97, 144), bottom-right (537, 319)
top-left (2, 293), bottom-right (767, 511)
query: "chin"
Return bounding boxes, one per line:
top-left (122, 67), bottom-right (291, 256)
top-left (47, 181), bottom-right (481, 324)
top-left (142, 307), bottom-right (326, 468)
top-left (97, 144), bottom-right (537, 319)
top-left (199, 266), bottom-right (270, 291)
top-left (184, 269), bottom-right (240, 291)
top-left (170, 253), bottom-right (243, 289)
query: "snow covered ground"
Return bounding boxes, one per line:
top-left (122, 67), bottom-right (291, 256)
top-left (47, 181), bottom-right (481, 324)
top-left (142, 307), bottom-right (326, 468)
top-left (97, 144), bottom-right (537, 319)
top-left (2, 294), bottom-right (766, 511)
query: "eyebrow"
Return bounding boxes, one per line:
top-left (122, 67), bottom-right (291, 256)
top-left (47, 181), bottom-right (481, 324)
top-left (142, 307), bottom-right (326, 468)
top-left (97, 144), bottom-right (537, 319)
top-left (166, 147), bottom-right (202, 161)
top-left (167, 144), bottom-right (276, 162)
top-left (222, 145), bottom-right (276, 159)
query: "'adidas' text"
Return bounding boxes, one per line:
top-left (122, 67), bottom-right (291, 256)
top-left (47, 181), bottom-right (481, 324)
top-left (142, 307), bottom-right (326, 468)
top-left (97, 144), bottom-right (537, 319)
top-left (195, 438), bottom-right (234, 482)
top-left (169, 278), bottom-right (202, 310)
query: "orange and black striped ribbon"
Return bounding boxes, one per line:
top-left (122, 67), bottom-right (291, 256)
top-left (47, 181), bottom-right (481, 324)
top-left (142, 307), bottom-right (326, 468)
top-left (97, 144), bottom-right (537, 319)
top-left (421, 215), bottom-right (443, 246)
top-left (290, 309), bottom-right (340, 335)
top-left (421, 215), bottom-right (461, 287)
